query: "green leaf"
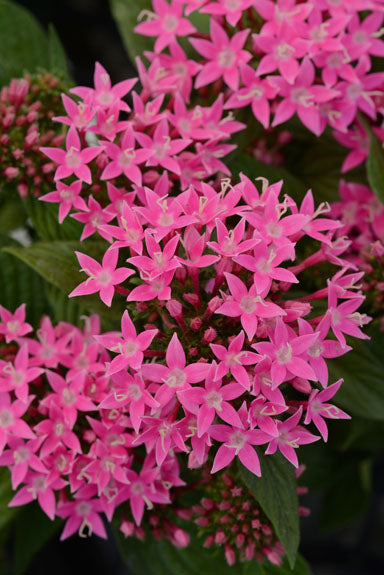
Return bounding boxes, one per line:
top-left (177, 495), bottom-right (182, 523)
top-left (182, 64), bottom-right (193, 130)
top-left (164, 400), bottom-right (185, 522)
top-left (25, 198), bottom-right (82, 241)
top-left (110, 0), bottom-right (153, 61)
top-left (328, 323), bottom-right (384, 421)
top-left (0, 235), bottom-right (49, 327)
top-left (228, 153), bottom-right (308, 204)
top-left (0, 0), bottom-right (49, 84)
top-left (45, 283), bottom-right (87, 326)
top-left (0, 468), bottom-right (19, 546)
top-left (48, 24), bottom-right (71, 79)
top-left (367, 125), bottom-right (384, 203)
top-left (12, 503), bottom-right (62, 575)
top-left (0, 187), bottom-right (27, 234)
top-left (239, 452), bottom-right (300, 568)
top-left (4, 240), bottom-right (123, 327)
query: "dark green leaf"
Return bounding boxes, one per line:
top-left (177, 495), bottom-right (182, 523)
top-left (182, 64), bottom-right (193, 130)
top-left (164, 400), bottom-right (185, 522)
top-left (0, 235), bottom-right (49, 326)
top-left (25, 198), bottom-right (82, 241)
top-left (0, 468), bottom-right (19, 546)
top-left (367, 125), bottom-right (384, 203)
top-left (12, 503), bottom-right (62, 575)
top-left (0, 0), bottom-right (49, 84)
top-left (239, 452), bottom-right (300, 568)
top-left (110, 0), bottom-right (153, 62)
top-left (328, 323), bottom-right (384, 421)
top-left (4, 240), bottom-right (123, 327)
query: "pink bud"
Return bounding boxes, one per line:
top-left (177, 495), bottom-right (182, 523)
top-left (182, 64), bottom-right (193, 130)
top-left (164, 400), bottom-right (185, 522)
top-left (173, 528), bottom-right (190, 548)
top-left (282, 301), bottom-right (311, 321)
top-left (208, 296), bottom-right (222, 313)
top-left (183, 293), bottom-right (200, 306)
top-left (370, 240), bottom-right (384, 258)
top-left (215, 531), bottom-right (227, 544)
top-left (235, 534), bottom-right (245, 549)
top-left (203, 327), bottom-right (217, 343)
top-left (291, 377), bottom-right (312, 394)
top-left (166, 299), bottom-right (183, 318)
top-left (203, 535), bottom-right (214, 548)
top-left (175, 266), bottom-right (187, 282)
top-left (188, 347), bottom-right (198, 356)
top-left (245, 543), bottom-right (255, 560)
top-left (83, 430), bottom-right (96, 443)
top-left (195, 517), bottom-right (209, 527)
top-left (120, 520), bottom-right (135, 537)
top-left (224, 544), bottom-right (236, 566)
top-left (190, 317), bottom-right (202, 330)
top-left (4, 167), bottom-right (19, 179)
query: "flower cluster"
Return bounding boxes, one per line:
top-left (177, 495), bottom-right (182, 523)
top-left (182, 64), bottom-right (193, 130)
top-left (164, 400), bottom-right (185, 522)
top-left (0, 73), bottom-right (67, 198)
top-left (135, 0), bottom-right (384, 167)
top-left (331, 179), bottom-right (384, 325)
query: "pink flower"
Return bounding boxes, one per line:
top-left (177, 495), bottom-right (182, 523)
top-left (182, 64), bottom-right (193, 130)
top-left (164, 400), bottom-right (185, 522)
top-left (207, 218), bottom-right (260, 258)
top-left (124, 467), bottom-right (170, 525)
top-left (0, 392), bottom-right (35, 455)
top-left (190, 20), bottom-right (251, 90)
top-left (9, 471), bottom-right (66, 520)
top-left (216, 273), bottom-right (285, 341)
top-left (71, 196), bottom-right (114, 241)
top-left (134, 0), bottom-right (196, 53)
top-left (0, 437), bottom-right (46, 489)
top-left (53, 94), bottom-right (95, 130)
top-left (71, 61), bottom-right (137, 112)
top-left (127, 270), bottom-right (175, 302)
top-left (133, 416), bottom-right (187, 466)
top-left (0, 345), bottom-right (43, 403)
top-left (248, 396), bottom-right (287, 437)
top-left (101, 201), bottom-right (144, 254)
top-left (304, 379), bottom-right (350, 441)
top-left (141, 332), bottom-right (211, 406)
top-left (41, 126), bottom-right (102, 184)
top-left (210, 406), bottom-right (269, 475)
top-left (69, 248), bottom-right (135, 307)
top-left (264, 407), bottom-right (320, 467)
top-left (95, 310), bottom-right (158, 375)
top-left (0, 304), bottom-right (32, 343)
top-left (34, 405), bottom-right (82, 458)
top-left (57, 494), bottom-right (107, 539)
top-left (127, 232), bottom-right (180, 279)
top-left (43, 370), bottom-right (95, 427)
top-left (210, 331), bottom-right (261, 390)
top-left (100, 372), bottom-right (159, 433)
top-left (254, 318), bottom-right (318, 385)
top-left (39, 180), bottom-right (87, 223)
top-left (178, 363), bottom-right (244, 436)
top-left (101, 128), bottom-right (152, 185)
top-left (202, 0), bottom-right (254, 26)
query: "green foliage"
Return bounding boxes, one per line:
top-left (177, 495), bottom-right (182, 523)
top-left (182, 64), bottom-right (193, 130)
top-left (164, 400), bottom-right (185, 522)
top-left (115, 526), bottom-right (310, 575)
top-left (110, 0), bottom-right (153, 61)
top-left (4, 240), bottom-right (123, 328)
top-left (367, 125), bottom-right (384, 203)
top-left (0, 468), bottom-right (19, 546)
top-left (238, 452), bottom-right (300, 568)
top-left (0, 235), bottom-right (49, 326)
top-left (329, 323), bottom-right (384, 421)
top-left (25, 198), bottom-right (82, 241)
top-left (0, 0), bottom-right (70, 84)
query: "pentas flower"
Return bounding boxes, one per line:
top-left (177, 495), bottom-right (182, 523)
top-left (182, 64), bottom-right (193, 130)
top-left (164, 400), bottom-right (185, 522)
top-left (101, 128), bottom-right (152, 185)
top-left (41, 126), bottom-right (102, 184)
top-left (216, 272), bottom-right (284, 341)
top-left (211, 331), bottom-right (261, 390)
top-left (71, 61), bottom-right (137, 112)
top-left (0, 304), bottom-right (32, 343)
top-left (190, 20), bottom-right (251, 90)
top-left (42, 371), bottom-right (95, 427)
top-left (133, 415), bottom-right (188, 466)
top-left (134, 0), bottom-right (196, 53)
top-left (95, 310), bottom-right (158, 375)
top-left (71, 196), bottom-right (114, 242)
top-left (0, 437), bottom-right (47, 489)
top-left (0, 345), bottom-right (44, 403)
top-left (53, 94), bottom-right (95, 130)
top-left (0, 393), bottom-right (35, 454)
top-left (57, 494), bottom-right (107, 539)
top-left (69, 248), bottom-right (135, 307)
top-left (39, 180), bottom-right (87, 223)
top-left (304, 379), bottom-right (350, 442)
top-left (202, 0), bottom-right (254, 26)
top-left (9, 471), bottom-right (66, 520)
top-left (124, 467), bottom-right (171, 525)
top-left (141, 332), bottom-right (211, 406)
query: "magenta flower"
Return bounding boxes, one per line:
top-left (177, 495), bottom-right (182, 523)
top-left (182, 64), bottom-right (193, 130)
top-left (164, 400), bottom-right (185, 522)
top-left (34, 405), bottom-right (82, 458)
top-left (69, 247), bottom-right (135, 307)
top-left (71, 61), bottom-right (137, 111)
top-left (41, 126), bottom-right (102, 184)
top-left (264, 408), bottom-right (320, 467)
top-left (210, 331), bottom-right (261, 390)
top-left (124, 467), bottom-right (170, 525)
top-left (0, 393), bottom-right (35, 455)
top-left (134, 0), bottom-right (196, 53)
top-left (57, 495), bottom-right (107, 539)
top-left (202, 0), bottom-right (254, 26)
top-left (0, 437), bottom-right (47, 489)
top-left (9, 471), bottom-right (66, 520)
top-left (43, 370), bottom-right (95, 427)
top-left (101, 128), bottom-right (152, 185)
top-left (101, 201), bottom-right (144, 254)
top-left (53, 93), bottom-right (95, 130)
top-left (210, 407), bottom-right (269, 475)
top-left (71, 196), bottom-right (114, 241)
top-left (95, 310), bottom-right (158, 375)
top-left (0, 304), bottom-right (32, 343)
top-left (225, 65), bottom-right (277, 128)
top-left (141, 332), bottom-right (211, 406)
top-left (127, 232), bottom-right (180, 280)
top-left (248, 396), bottom-right (287, 437)
top-left (100, 372), bottom-right (159, 434)
top-left (127, 270), bottom-right (175, 302)
top-left (304, 379), bottom-right (350, 441)
top-left (133, 416), bottom-right (188, 466)
top-left (177, 225), bottom-right (219, 269)
top-left (135, 119), bottom-right (191, 175)
top-left (178, 363), bottom-right (244, 437)
top-left (39, 180), bottom-right (87, 223)
top-left (0, 344), bottom-right (44, 402)
top-left (207, 218), bottom-right (260, 258)
top-left (216, 272), bottom-right (285, 341)
top-left (190, 20), bottom-right (251, 90)
top-left (254, 318), bottom-right (318, 385)
top-left (83, 439), bottom-right (130, 495)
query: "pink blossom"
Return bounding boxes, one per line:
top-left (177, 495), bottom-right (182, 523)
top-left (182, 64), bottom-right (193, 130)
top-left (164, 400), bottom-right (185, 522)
top-left (41, 126), bottom-right (102, 184)
top-left (39, 180), bottom-right (87, 223)
top-left (101, 128), bottom-right (152, 185)
top-left (0, 393), bottom-right (35, 454)
top-left (42, 370), bottom-right (95, 427)
top-left (210, 331), bottom-right (261, 390)
top-left (69, 248), bottom-right (134, 307)
top-left (0, 304), bottom-right (32, 343)
top-left (124, 467), bottom-right (170, 525)
top-left (0, 437), bottom-right (46, 489)
top-left (304, 379), bottom-right (350, 441)
top-left (0, 345), bottom-right (43, 403)
top-left (190, 20), bottom-right (251, 90)
top-left (57, 494), bottom-right (107, 539)
top-left (71, 196), bottom-right (114, 241)
top-left (202, 0), bottom-right (254, 26)
top-left (9, 471), bottom-right (66, 520)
